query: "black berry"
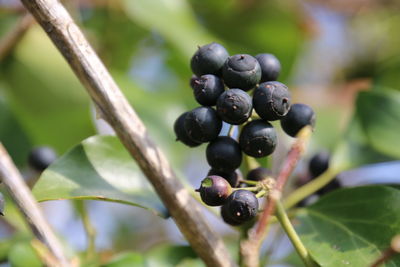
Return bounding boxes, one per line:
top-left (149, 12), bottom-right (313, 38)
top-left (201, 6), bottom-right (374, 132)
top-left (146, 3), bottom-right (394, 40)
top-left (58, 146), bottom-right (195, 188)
top-left (192, 74), bottom-right (225, 106)
top-left (309, 151), bottom-right (330, 178)
top-left (216, 89), bottom-right (253, 125)
top-left (206, 136), bottom-right (242, 173)
top-left (220, 203), bottom-right (242, 226)
top-left (221, 190), bottom-right (259, 225)
top-left (253, 81), bottom-right (291, 121)
top-left (208, 169), bottom-right (240, 187)
top-left (174, 112), bottom-right (202, 147)
top-left (196, 175), bottom-right (232, 206)
top-left (280, 103), bottom-right (315, 137)
top-left (255, 53), bottom-right (281, 82)
top-left (222, 54), bottom-right (261, 91)
top-left (246, 167), bottom-right (272, 181)
top-left (184, 106), bottom-right (222, 143)
top-left (239, 120), bottom-right (277, 158)
top-left (28, 146), bottom-right (57, 172)
top-left (190, 42), bottom-right (229, 76)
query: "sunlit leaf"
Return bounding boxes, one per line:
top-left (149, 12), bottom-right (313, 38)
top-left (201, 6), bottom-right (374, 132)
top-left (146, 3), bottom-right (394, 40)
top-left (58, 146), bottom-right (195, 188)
top-left (296, 186), bottom-right (400, 267)
top-left (32, 135), bottom-right (167, 218)
top-left (357, 89), bottom-right (400, 159)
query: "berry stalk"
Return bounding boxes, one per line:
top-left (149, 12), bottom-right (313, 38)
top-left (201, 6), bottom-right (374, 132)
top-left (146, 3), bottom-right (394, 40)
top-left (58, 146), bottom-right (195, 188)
top-left (283, 167), bottom-right (339, 209)
top-left (275, 201), bottom-right (318, 267)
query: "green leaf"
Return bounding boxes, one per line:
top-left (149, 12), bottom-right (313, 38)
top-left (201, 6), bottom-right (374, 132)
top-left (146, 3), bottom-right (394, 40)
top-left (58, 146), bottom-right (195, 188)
top-left (8, 241), bottom-right (42, 267)
top-left (32, 135), bottom-right (167, 218)
top-left (331, 110), bottom-right (394, 172)
top-left (296, 186), bottom-right (400, 267)
top-left (357, 89), bottom-right (400, 159)
top-left (102, 252), bottom-right (144, 267)
top-left (144, 245), bottom-right (201, 267)
top-left (0, 97), bottom-right (31, 166)
top-left (0, 26), bottom-right (95, 153)
top-left (123, 0), bottom-right (214, 59)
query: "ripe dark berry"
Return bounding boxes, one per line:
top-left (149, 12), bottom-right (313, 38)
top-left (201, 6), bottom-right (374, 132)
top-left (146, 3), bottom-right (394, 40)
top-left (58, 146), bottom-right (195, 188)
top-left (206, 136), bottom-right (242, 173)
top-left (28, 146), bottom-right (57, 172)
top-left (192, 74), bottom-right (225, 106)
top-left (239, 120), bottom-right (277, 158)
top-left (255, 53), bottom-right (281, 82)
top-left (309, 151), bottom-right (330, 178)
top-left (253, 81), bottom-right (291, 121)
top-left (220, 204), bottom-right (242, 226)
top-left (184, 106), bottom-right (222, 143)
top-left (221, 190), bottom-right (259, 225)
top-left (173, 112), bottom-right (201, 147)
top-left (216, 89), bottom-right (252, 125)
top-left (280, 103), bottom-right (315, 137)
top-left (246, 167), bottom-right (272, 181)
top-left (208, 169), bottom-right (240, 187)
top-left (222, 54), bottom-right (261, 91)
top-left (190, 42), bottom-right (229, 76)
top-left (196, 175), bottom-right (232, 206)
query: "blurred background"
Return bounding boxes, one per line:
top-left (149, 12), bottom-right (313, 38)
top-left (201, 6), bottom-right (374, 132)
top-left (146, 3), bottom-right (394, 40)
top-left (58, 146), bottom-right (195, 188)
top-left (1, 0), bottom-right (400, 266)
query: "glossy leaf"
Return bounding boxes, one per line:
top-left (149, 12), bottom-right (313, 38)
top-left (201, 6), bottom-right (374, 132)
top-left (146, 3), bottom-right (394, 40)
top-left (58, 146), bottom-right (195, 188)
top-left (296, 186), bottom-right (400, 267)
top-left (357, 89), bottom-right (400, 159)
top-left (331, 111), bottom-right (393, 172)
top-left (32, 135), bottom-right (167, 218)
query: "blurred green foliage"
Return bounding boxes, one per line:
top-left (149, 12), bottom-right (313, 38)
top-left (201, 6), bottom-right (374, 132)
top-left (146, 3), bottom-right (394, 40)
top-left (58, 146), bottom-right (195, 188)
top-left (1, 0), bottom-right (400, 266)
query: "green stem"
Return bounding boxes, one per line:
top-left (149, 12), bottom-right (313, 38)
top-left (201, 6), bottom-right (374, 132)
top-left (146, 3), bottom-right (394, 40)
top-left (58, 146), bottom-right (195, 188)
top-left (284, 167), bottom-right (339, 209)
top-left (256, 190), bottom-right (267, 198)
top-left (275, 201), bottom-right (318, 267)
top-left (75, 201), bottom-right (96, 260)
top-left (228, 124), bottom-right (236, 137)
top-left (234, 186), bottom-right (259, 192)
top-left (239, 179), bottom-right (259, 186)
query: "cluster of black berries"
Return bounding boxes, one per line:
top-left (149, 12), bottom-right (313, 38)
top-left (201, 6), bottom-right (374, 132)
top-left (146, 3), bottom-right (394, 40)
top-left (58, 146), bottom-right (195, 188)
top-left (173, 42), bottom-right (315, 226)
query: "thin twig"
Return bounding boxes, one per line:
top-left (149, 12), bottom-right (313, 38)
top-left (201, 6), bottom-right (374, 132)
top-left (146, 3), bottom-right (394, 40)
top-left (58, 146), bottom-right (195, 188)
top-left (19, 1), bottom-right (235, 266)
top-left (75, 201), bottom-right (96, 261)
top-left (240, 126), bottom-right (312, 267)
top-left (0, 13), bottom-right (35, 62)
top-left (275, 201), bottom-right (317, 267)
top-left (255, 127), bottom-right (312, 238)
top-left (0, 143), bottom-right (70, 266)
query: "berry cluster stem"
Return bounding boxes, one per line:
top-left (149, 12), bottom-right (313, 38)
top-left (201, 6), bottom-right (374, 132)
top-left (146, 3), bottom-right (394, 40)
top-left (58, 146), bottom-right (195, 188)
top-left (240, 126), bottom-right (312, 267)
top-left (255, 126), bottom-right (312, 237)
top-left (275, 201), bottom-right (318, 267)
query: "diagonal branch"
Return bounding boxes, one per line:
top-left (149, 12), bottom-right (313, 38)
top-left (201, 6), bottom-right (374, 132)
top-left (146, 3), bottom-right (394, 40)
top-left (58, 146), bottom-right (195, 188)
top-left (19, 1), bottom-right (235, 266)
top-left (0, 143), bottom-right (69, 266)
